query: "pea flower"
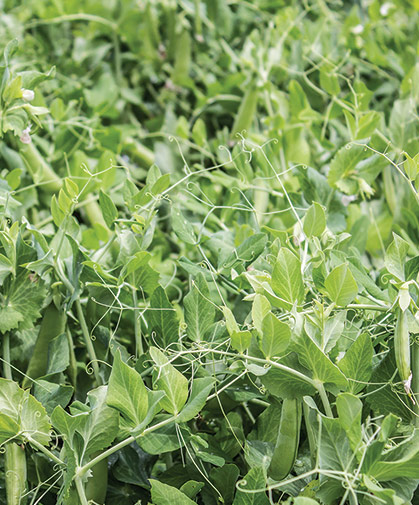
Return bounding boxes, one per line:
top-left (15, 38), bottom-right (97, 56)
top-left (21, 89), bottom-right (35, 101)
top-left (20, 125), bottom-right (32, 144)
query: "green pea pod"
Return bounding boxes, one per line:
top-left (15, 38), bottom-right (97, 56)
top-left (172, 29), bottom-right (191, 86)
top-left (268, 398), bottom-right (302, 481)
top-left (23, 302), bottom-right (66, 389)
top-left (231, 80), bottom-right (259, 137)
top-left (19, 142), bottom-right (61, 193)
top-left (5, 443), bottom-right (27, 505)
top-left (395, 308), bottom-right (411, 382)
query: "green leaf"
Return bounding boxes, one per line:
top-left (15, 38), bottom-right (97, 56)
top-left (177, 377), bottom-right (214, 423)
top-left (222, 233), bottom-right (267, 269)
top-left (291, 332), bottom-right (348, 389)
top-left (385, 233), bottom-right (409, 280)
top-left (0, 414), bottom-right (20, 444)
top-left (231, 330), bottom-right (252, 353)
top-left (33, 381), bottom-right (73, 416)
top-left (172, 205), bottom-right (196, 245)
top-left (232, 467), bottom-right (269, 505)
top-left (150, 479), bottom-right (196, 505)
top-left (0, 271), bottom-right (46, 333)
top-left (46, 333), bottom-right (69, 375)
top-left (222, 306), bottom-right (239, 335)
top-left (260, 354), bottom-right (317, 400)
top-left (0, 379), bottom-right (51, 445)
top-left (324, 264), bottom-right (358, 306)
top-left (147, 286), bottom-right (179, 346)
top-left (184, 273), bottom-right (215, 342)
top-left (403, 152), bottom-right (419, 181)
top-left (252, 294), bottom-right (271, 334)
top-left (259, 312), bottom-right (291, 359)
top-left (150, 347), bottom-right (189, 416)
top-left (336, 393), bottom-right (362, 452)
top-left (303, 202), bottom-right (326, 238)
top-left (71, 386), bottom-right (119, 459)
top-left (338, 333), bottom-right (373, 394)
top-left (318, 417), bottom-right (354, 474)
top-left (327, 143), bottom-right (365, 194)
top-left (107, 352), bottom-right (149, 428)
top-left (368, 431), bottom-right (419, 481)
top-left (271, 248), bottom-right (304, 309)
top-left (99, 190), bottom-right (118, 229)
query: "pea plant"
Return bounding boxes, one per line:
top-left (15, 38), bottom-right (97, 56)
top-left (0, 1), bottom-right (418, 504)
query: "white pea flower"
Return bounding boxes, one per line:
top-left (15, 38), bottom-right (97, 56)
top-left (351, 24), bottom-right (364, 35)
top-left (380, 3), bottom-right (392, 16)
top-left (21, 89), bottom-right (35, 101)
top-left (20, 125), bottom-right (32, 144)
top-left (341, 194), bottom-right (357, 206)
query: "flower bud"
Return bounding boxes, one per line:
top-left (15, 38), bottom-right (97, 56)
top-left (21, 89), bottom-right (35, 102)
top-left (20, 125), bottom-right (32, 144)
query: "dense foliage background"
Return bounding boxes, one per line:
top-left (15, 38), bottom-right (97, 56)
top-left (0, 0), bottom-right (419, 504)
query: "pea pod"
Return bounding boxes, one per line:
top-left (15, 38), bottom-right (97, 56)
top-left (395, 308), bottom-right (411, 382)
top-left (231, 79), bottom-right (259, 137)
top-left (5, 442), bottom-right (27, 505)
top-left (268, 398), bottom-right (302, 481)
top-left (23, 302), bottom-right (66, 389)
top-left (19, 142), bottom-right (61, 193)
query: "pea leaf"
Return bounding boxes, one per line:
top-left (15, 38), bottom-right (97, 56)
top-left (107, 351), bottom-right (149, 428)
top-left (338, 333), bottom-right (373, 394)
top-left (150, 479), bottom-right (196, 505)
top-left (184, 273), bottom-right (215, 342)
top-left (150, 347), bottom-right (189, 416)
top-left (259, 312), bottom-right (291, 359)
top-left (147, 286), bottom-right (179, 346)
top-left (324, 264), bottom-right (358, 306)
top-left (303, 202), bottom-right (326, 238)
top-left (271, 248), bottom-right (304, 309)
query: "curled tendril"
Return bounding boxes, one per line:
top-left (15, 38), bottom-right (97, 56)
top-left (180, 322), bottom-right (188, 331)
top-left (345, 142), bottom-right (353, 150)
top-left (259, 386), bottom-right (266, 394)
top-left (85, 365), bottom-right (94, 376)
top-left (236, 479), bottom-right (248, 490)
top-left (0, 446), bottom-right (6, 454)
top-left (90, 334), bottom-right (96, 341)
top-left (381, 273), bottom-right (393, 285)
top-left (72, 197), bottom-right (78, 204)
top-left (34, 411), bottom-right (41, 418)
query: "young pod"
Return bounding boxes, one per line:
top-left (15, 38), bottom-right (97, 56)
top-left (395, 308), bottom-right (411, 382)
top-left (5, 443), bottom-right (27, 505)
top-left (268, 398), bottom-right (302, 481)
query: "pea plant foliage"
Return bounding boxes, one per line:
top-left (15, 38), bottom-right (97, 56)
top-left (0, 1), bottom-right (419, 504)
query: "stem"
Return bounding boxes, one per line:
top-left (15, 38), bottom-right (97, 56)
top-left (317, 382), bottom-right (333, 417)
top-left (347, 304), bottom-right (389, 312)
top-left (75, 477), bottom-right (89, 505)
top-left (77, 415), bottom-right (177, 477)
top-left (75, 299), bottom-right (102, 385)
top-left (131, 280), bottom-right (143, 357)
top-left (26, 437), bottom-right (64, 467)
top-left (412, 342), bottom-right (419, 427)
top-left (3, 332), bottom-right (12, 380)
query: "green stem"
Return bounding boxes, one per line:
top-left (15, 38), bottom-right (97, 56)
top-left (131, 280), bottom-right (143, 357)
top-left (75, 477), bottom-right (89, 505)
top-left (347, 304), bottom-right (389, 312)
top-left (75, 299), bottom-right (102, 385)
top-left (26, 437), bottom-right (64, 467)
top-left (412, 342), bottom-right (419, 427)
top-left (77, 415), bottom-right (177, 477)
top-left (3, 332), bottom-right (12, 380)
top-left (317, 382), bottom-right (333, 417)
